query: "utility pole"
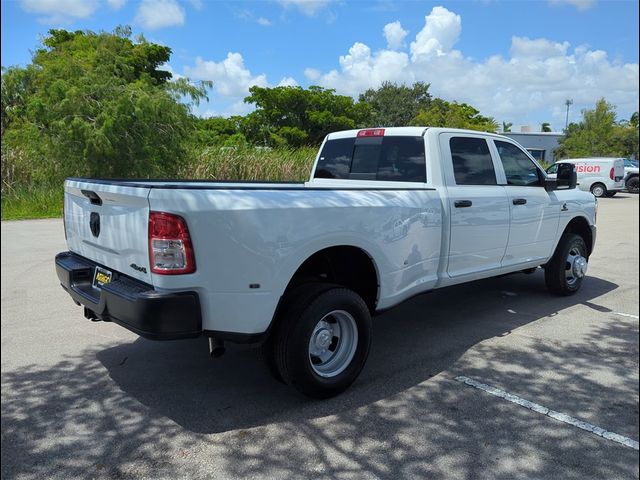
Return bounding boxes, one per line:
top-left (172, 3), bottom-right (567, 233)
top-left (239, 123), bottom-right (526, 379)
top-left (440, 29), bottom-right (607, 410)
top-left (565, 99), bottom-right (573, 130)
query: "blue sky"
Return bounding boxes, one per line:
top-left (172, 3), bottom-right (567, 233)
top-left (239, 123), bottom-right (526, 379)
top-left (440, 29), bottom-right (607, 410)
top-left (2, 0), bottom-right (639, 131)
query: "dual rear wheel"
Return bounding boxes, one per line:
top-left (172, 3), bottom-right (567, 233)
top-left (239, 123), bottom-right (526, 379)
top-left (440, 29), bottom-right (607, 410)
top-left (261, 283), bottom-right (372, 399)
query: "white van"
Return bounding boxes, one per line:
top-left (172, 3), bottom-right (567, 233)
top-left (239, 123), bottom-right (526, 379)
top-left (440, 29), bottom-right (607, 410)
top-left (546, 158), bottom-right (625, 197)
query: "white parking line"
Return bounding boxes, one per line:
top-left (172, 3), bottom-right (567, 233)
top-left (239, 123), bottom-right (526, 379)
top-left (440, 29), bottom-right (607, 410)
top-left (455, 376), bottom-right (639, 451)
top-left (613, 312), bottom-right (639, 319)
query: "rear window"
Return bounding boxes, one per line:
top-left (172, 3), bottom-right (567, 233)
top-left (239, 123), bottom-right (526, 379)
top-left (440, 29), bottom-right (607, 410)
top-left (314, 136), bottom-right (426, 183)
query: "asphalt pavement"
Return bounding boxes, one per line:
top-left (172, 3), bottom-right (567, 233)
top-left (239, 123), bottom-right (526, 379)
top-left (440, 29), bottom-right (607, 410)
top-left (1, 194), bottom-right (638, 479)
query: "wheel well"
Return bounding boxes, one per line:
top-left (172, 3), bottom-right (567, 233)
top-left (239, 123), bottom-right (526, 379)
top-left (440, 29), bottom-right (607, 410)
top-left (286, 246), bottom-right (379, 312)
top-left (564, 217), bottom-right (593, 256)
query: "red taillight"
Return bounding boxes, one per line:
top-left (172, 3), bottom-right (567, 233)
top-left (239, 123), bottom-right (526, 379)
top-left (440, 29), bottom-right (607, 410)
top-left (357, 128), bottom-right (385, 137)
top-left (610, 167), bottom-right (615, 180)
top-left (148, 211), bottom-right (195, 275)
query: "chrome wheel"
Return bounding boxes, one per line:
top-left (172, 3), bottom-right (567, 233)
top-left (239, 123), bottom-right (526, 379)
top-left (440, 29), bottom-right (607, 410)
top-left (308, 310), bottom-right (358, 378)
top-left (565, 246), bottom-right (587, 287)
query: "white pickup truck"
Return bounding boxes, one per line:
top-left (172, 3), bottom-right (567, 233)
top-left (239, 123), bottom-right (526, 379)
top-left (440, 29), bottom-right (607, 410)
top-left (56, 127), bottom-right (596, 398)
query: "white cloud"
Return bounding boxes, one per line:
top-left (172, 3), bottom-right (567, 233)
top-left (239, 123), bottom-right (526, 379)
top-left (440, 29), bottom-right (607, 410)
top-left (135, 0), bottom-right (185, 30)
top-left (548, 0), bottom-right (596, 11)
top-left (184, 53), bottom-right (269, 98)
top-left (510, 36), bottom-right (570, 60)
top-left (20, 0), bottom-right (99, 23)
top-left (307, 5), bottom-right (639, 125)
top-left (277, 0), bottom-right (332, 16)
top-left (106, 0), bottom-right (126, 10)
top-left (383, 21), bottom-right (407, 50)
top-left (304, 68), bottom-right (322, 81)
top-left (410, 6), bottom-right (461, 61)
top-left (257, 17), bottom-right (272, 26)
top-left (188, 0), bottom-right (203, 10)
top-left (278, 77), bottom-right (299, 87)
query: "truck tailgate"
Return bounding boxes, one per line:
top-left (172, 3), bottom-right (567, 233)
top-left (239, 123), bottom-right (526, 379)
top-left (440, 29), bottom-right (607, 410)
top-left (64, 179), bottom-right (152, 284)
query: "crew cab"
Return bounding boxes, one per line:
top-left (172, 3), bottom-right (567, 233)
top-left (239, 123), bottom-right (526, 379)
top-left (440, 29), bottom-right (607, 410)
top-left (56, 127), bottom-right (596, 398)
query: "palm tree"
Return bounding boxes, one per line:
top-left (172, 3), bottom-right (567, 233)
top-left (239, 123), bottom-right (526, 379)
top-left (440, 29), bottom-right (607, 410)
top-left (541, 122), bottom-right (552, 132)
top-left (502, 121), bottom-right (512, 133)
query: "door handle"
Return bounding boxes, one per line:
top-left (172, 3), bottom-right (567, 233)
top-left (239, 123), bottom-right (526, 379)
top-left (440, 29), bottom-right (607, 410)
top-left (454, 200), bottom-right (473, 208)
top-left (512, 198), bottom-right (527, 205)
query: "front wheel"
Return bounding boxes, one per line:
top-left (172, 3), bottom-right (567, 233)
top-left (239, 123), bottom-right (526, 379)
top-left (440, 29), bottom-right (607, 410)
top-left (545, 233), bottom-right (588, 295)
top-left (271, 285), bottom-right (372, 398)
top-left (626, 176), bottom-right (639, 194)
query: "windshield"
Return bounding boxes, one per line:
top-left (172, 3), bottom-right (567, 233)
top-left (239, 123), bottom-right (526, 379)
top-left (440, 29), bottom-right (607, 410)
top-left (624, 159), bottom-right (639, 168)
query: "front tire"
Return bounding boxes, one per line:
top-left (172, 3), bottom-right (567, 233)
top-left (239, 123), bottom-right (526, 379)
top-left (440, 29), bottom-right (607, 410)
top-left (272, 285), bottom-right (372, 398)
top-left (590, 183), bottom-right (607, 198)
top-left (545, 233), bottom-right (588, 295)
top-left (626, 176), bottom-right (639, 194)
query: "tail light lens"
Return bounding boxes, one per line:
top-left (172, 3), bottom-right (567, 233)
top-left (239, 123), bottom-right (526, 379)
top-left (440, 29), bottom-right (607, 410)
top-left (610, 167), bottom-right (614, 180)
top-left (357, 128), bottom-right (385, 137)
top-left (148, 211), bottom-right (196, 275)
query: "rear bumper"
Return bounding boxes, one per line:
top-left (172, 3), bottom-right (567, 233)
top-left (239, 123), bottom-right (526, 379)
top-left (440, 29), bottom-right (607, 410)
top-left (55, 251), bottom-right (202, 340)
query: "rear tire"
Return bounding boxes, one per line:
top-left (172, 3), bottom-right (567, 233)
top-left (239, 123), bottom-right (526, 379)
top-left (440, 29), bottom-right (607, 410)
top-left (271, 284), bottom-right (372, 398)
top-left (626, 176), bottom-right (639, 194)
top-left (590, 183), bottom-right (607, 198)
top-left (260, 282), bottom-right (337, 384)
top-left (545, 233), bottom-right (588, 296)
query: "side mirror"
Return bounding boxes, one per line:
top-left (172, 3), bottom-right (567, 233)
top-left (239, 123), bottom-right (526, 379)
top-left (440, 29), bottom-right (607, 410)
top-left (557, 162), bottom-right (577, 189)
top-left (545, 163), bottom-right (577, 191)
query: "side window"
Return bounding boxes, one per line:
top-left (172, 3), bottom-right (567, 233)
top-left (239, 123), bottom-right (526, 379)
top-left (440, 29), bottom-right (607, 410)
top-left (314, 136), bottom-right (426, 182)
top-left (495, 140), bottom-right (542, 186)
top-left (449, 137), bottom-right (497, 185)
top-left (546, 163), bottom-right (558, 174)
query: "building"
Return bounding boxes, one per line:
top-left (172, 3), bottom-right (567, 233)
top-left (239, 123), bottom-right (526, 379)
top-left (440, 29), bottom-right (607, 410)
top-left (503, 131), bottom-right (564, 164)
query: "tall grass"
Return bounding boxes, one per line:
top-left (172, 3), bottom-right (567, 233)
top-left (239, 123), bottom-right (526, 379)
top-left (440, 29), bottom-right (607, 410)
top-left (1, 146), bottom-right (318, 220)
top-left (181, 146), bottom-right (316, 182)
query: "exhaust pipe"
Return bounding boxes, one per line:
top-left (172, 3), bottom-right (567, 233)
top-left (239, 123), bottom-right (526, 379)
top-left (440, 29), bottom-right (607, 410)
top-left (208, 338), bottom-right (226, 358)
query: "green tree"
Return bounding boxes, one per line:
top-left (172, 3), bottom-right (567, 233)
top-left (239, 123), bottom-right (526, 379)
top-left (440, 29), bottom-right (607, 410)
top-left (413, 99), bottom-right (498, 132)
top-left (194, 116), bottom-right (245, 146)
top-left (1, 66), bottom-right (36, 136)
top-left (502, 121), bottom-right (513, 133)
top-left (1, 27), bottom-right (208, 184)
top-left (541, 122), bottom-right (552, 132)
top-left (243, 85), bottom-right (370, 147)
top-left (555, 99), bottom-right (638, 159)
top-left (359, 81), bottom-right (431, 127)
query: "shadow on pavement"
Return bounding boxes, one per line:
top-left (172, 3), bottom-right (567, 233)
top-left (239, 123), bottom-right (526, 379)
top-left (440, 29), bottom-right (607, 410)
top-left (3, 272), bottom-right (638, 479)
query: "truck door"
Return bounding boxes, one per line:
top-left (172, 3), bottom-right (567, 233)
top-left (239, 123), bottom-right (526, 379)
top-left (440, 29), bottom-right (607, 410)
top-left (491, 140), bottom-right (560, 267)
top-left (440, 134), bottom-right (510, 277)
